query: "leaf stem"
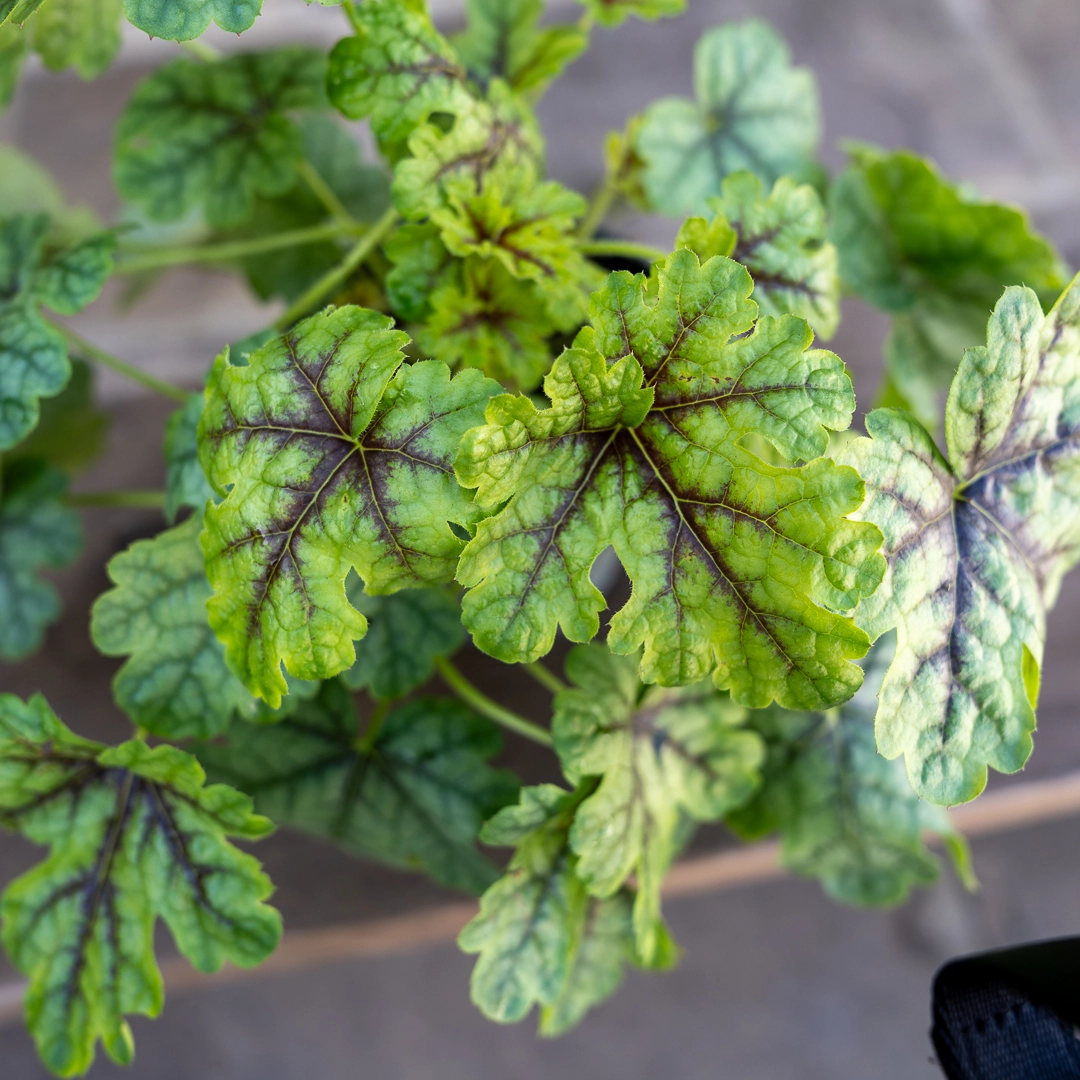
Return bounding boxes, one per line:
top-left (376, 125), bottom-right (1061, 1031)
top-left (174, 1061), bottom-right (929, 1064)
top-left (523, 660), bottom-right (567, 695)
top-left (66, 490), bottom-right (166, 509)
top-left (296, 159), bottom-right (359, 229)
top-left (114, 223), bottom-right (355, 275)
top-left (577, 175), bottom-right (619, 241)
top-left (579, 239), bottom-right (667, 265)
top-left (273, 206), bottom-right (400, 330)
top-left (434, 657), bottom-right (554, 747)
top-left (178, 40), bottom-right (222, 63)
top-left (58, 326), bottom-right (190, 403)
top-left (359, 699), bottom-right (391, 753)
top-left (342, 0), bottom-right (364, 33)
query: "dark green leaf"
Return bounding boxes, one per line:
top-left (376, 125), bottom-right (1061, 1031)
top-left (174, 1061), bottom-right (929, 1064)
top-left (163, 392), bottom-right (213, 523)
top-left (198, 679), bottom-right (517, 893)
top-left (122, 0), bottom-right (261, 42)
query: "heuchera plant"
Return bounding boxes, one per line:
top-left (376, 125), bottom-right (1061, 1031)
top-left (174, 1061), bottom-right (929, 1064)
top-left (0, 0), bottom-right (1077, 1073)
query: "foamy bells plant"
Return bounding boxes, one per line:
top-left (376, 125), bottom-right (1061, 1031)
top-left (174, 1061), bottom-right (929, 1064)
top-left (0, 0), bottom-right (1075, 1073)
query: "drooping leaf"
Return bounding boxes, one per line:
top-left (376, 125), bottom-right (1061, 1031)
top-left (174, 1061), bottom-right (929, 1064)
top-left (0, 213), bottom-right (114, 451)
top-left (8, 359), bottom-right (109, 475)
top-left (0, 459), bottom-right (82, 661)
top-left (164, 392), bottom-right (214, 524)
top-left (114, 48), bottom-right (328, 229)
top-left (728, 635), bottom-right (969, 904)
top-left (417, 257), bottom-right (556, 390)
top-left (384, 222), bottom-right (454, 323)
top-left (676, 171), bottom-right (839, 339)
top-left (452, 0), bottom-right (587, 95)
top-left (0, 693), bottom-right (280, 1077)
top-left (198, 679), bottom-right (517, 893)
top-left (828, 146), bottom-right (1068, 424)
top-left (636, 20), bottom-right (820, 217)
top-left (555, 643), bottom-right (758, 957)
top-left (34, 0), bottom-right (123, 80)
top-left (837, 276), bottom-right (1080, 804)
top-left (327, 0), bottom-right (473, 147)
top-left (122, 0), bottom-right (261, 42)
top-left (341, 578), bottom-right (463, 699)
top-left (91, 516), bottom-right (259, 740)
top-left (456, 248), bottom-right (884, 708)
top-left (460, 783), bottom-right (656, 1030)
top-left (198, 305), bottom-right (499, 706)
top-left (576, 0), bottom-right (682, 28)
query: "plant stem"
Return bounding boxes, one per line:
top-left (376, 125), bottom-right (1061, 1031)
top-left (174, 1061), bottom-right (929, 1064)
top-left (342, 0), bottom-right (364, 32)
top-left (524, 660), bottom-right (567, 695)
top-left (179, 40), bottom-right (222, 63)
top-left (114, 223), bottom-right (354, 275)
top-left (58, 326), bottom-right (190, 403)
top-left (579, 239), bottom-right (667, 265)
top-left (66, 490), bottom-right (166, 509)
top-left (359, 699), bottom-right (391, 753)
top-left (273, 206), bottom-right (400, 330)
top-left (434, 657), bottom-right (554, 747)
top-left (296, 159), bottom-right (358, 228)
top-left (577, 174), bottom-right (619, 241)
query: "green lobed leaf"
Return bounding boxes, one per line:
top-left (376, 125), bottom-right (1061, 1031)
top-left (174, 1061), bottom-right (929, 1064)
top-left (341, 577), bottom-right (463, 699)
top-left (90, 516), bottom-right (259, 740)
top-left (0, 692), bottom-right (280, 1077)
top-left (164, 392), bottom-right (214, 524)
top-left (837, 275), bottom-right (1080, 804)
top-left (676, 171), bottom-right (839, 339)
top-left (197, 679), bottom-right (517, 893)
top-left (728, 635), bottom-right (966, 903)
top-left (460, 783), bottom-right (655, 1030)
top-left (576, 0), bottom-right (682, 29)
top-left (327, 0), bottom-right (473, 148)
top-left (34, 0), bottom-right (123, 80)
top-left (0, 459), bottom-right (82, 660)
top-left (554, 643), bottom-right (761, 959)
top-left (8, 359), bottom-right (109, 476)
top-left (828, 146), bottom-right (1068, 424)
top-left (198, 305), bottom-right (499, 706)
top-left (456, 248), bottom-right (884, 708)
top-left (636, 20), bottom-right (820, 217)
top-left (122, 0), bottom-right (261, 42)
top-left (452, 0), bottom-right (587, 95)
top-left (114, 48), bottom-right (328, 229)
top-left (384, 222), bottom-right (454, 323)
top-left (417, 256), bottom-right (556, 390)
top-left (0, 213), bottom-right (114, 451)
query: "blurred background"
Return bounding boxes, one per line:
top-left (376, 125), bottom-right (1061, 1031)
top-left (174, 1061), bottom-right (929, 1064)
top-left (2, 0), bottom-right (1080, 1075)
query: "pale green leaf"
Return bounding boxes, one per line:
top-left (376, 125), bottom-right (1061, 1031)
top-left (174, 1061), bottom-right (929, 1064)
top-left (90, 516), bottom-right (258, 739)
top-left (198, 305), bottom-right (499, 706)
top-left (198, 679), bottom-right (517, 893)
top-left (452, 0), bottom-right (587, 95)
top-left (838, 276), bottom-right (1080, 804)
top-left (0, 146), bottom-right (102, 243)
top-left (0, 214), bottom-right (113, 451)
top-left (417, 256), bottom-right (555, 390)
top-left (115, 48), bottom-right (328, 228)
top-left (0, 21), bottom-right (26, 109)
top-left (0, 460), bottom-right (82, 660)
top-left (122, 0), bottom-right (261, 41)
top-left (728, 635), bottom-right (964, 903)
top-left (327, 0), bottom-right (472, 147)
top-left (341, 578), bottom-right (463, 699)
top-left (828, 146), bottom-right (1068, 425)
top-left (0, 693), bottom-right (280, 1077)
top-left (164, 392), bottom-right (214, 523)
top-left (456, 249), bottom-right (884, 708)
top-left (554, 643), bottom-right (760, 959)
top-left (636, 20), bottom-right (820, 217)
top-left (677, 171), bottom-right (839, 339)
top-left (460, 783), bottom-right (651, 1030)
top-left (34, 0), bottom-right (123, 80)
top-left (577, 0), bottom-right (682, 29)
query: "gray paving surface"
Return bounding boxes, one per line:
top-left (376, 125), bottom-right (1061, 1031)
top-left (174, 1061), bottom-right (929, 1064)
top-left (2, 0), bottom-right (1080, 1075)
